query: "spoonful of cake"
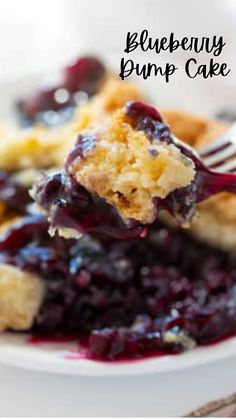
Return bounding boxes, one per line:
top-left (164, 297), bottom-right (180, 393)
top-left (32, 101), bottom-right (236, 240)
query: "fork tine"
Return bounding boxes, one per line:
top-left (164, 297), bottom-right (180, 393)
top-left (212, 158), bottom-right (236, 173)
top-left (199, 121), bottom-right (236, 157)
top-left (203, 144), bottom-right (236, 168)
top-left (199, 138), bottom-right (230, 157)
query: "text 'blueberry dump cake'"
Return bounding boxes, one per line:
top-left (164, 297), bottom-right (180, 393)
top-left (0, 55), bottom-right (235, 361)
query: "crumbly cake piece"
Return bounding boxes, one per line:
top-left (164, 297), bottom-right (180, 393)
top-left (0, 123), bottom-right (59, 170)
top-left (65, 107), bottom-right (195, 224)
top-left (0, 217), bottom-right (45, 331)
top-left (0, 263), bottom-right (44, 331)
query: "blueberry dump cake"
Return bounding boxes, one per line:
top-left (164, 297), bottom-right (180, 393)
top-left (0, 55), bottom-right (236, 361)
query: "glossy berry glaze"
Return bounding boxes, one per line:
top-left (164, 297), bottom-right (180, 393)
top-left (17, 56), bottom-right (106, 126)
top-left (35, 171), bottom-right (146, 240)
top-left (34, 100), bottom-right (236, 241)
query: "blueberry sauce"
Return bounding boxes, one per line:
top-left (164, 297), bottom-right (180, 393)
top-left (34, 172), bottom-right (146, 240)
top-left (0, 208), bottom-right (236, 360)
top-left (17, 56), bottom-right (106, 126)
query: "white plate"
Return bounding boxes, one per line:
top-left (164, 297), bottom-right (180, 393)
top-left (0, 332), bottom-right (236, 376)
top-left (0, 73), bottom-right (236, 380)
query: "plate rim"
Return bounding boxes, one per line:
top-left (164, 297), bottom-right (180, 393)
top-left (0, 333), bottom-right (236, 376)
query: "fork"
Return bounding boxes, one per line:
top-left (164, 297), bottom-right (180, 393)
top-left (171, 122), bottom-right (236, 203)
top-left (199, 121), bottom-right (236, 173)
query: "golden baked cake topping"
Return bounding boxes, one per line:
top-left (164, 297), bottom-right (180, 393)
top-left (66, 107), bottom-right (195, 224)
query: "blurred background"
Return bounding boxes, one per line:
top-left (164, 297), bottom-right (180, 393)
top-left (0, 0), bottom-right (236, 115)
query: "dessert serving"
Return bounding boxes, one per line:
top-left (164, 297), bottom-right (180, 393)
top-left (33, 100), bottom-right (197, 240)
top-left (0, 55), bottom-right (236, 361)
